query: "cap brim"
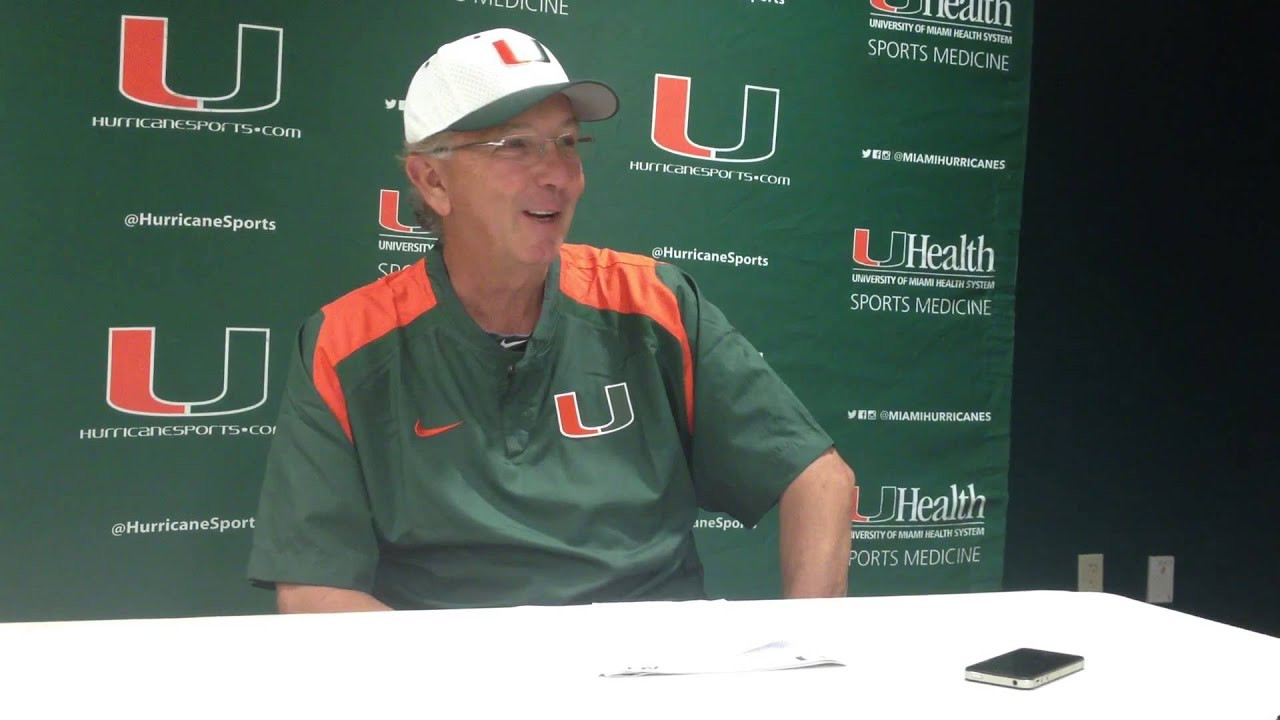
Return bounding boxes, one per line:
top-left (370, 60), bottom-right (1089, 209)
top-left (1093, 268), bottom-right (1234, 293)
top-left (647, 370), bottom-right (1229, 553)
top-left (447, 80), bottom-right (619, 132)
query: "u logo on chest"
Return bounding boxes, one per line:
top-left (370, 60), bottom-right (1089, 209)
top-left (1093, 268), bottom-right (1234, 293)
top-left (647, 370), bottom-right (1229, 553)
top-left (553, 382), bottom-right (635, 438)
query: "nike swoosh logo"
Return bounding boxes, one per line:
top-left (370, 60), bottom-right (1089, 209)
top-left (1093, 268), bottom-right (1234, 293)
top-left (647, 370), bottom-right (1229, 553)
top-left (499, 337), bottom-right (528, 349)
top-left (414, 420), bottom-right (463, 438)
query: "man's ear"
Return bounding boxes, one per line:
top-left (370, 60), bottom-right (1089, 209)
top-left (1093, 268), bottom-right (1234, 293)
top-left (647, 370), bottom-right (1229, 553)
top-left (405, 154), bottom-right (450, 218)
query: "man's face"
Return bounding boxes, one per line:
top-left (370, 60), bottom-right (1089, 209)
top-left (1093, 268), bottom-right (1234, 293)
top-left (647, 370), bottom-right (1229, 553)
top-left (423, 93), bottom-right (586, 269)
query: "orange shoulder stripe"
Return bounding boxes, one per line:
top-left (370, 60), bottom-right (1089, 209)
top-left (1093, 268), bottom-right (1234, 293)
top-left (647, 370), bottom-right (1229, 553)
top-left (558, 244), bottom-right (695, 430)
top-left (314, 260), bottom-right (436, 441)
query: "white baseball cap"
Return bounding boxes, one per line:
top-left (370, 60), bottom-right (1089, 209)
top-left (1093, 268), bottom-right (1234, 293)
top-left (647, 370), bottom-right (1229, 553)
top-left (403, 28), bottom-right (619, 143)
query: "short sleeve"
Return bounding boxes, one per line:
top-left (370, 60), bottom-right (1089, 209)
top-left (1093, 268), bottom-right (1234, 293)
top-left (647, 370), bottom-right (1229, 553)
top-left (246, 314), bottom-right (380, 593)
top-left (660, 265), bottom-right (834, 526)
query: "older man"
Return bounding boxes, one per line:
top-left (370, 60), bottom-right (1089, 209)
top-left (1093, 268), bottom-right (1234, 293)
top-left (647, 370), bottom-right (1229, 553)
top-left (248, 28), bottom-right (855, 612)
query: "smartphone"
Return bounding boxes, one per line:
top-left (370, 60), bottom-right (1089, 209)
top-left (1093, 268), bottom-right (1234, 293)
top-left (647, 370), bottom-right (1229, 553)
top-left (964, 648), bottom-right (1084, 689)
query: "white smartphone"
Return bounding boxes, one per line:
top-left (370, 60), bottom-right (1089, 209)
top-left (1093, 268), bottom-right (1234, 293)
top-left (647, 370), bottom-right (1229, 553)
top-left (964, 648), bottom-right (1084, 689)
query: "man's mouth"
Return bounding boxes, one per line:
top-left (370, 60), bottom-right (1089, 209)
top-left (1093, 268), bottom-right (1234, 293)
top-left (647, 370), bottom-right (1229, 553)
top-left (523, 210), bottom-right (560, 223)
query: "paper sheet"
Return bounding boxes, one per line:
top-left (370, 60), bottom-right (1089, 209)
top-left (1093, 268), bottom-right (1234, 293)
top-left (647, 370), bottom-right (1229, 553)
top-left (600, 639), bottom-right (845, 677)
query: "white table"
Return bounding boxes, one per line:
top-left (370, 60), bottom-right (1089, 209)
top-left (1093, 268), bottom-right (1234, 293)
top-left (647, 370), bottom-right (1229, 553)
top-left (1, 591), bottom-right (1276, 718)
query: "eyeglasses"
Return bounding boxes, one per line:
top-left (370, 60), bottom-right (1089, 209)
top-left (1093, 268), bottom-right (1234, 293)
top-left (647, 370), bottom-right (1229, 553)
top-left (430, 133), bottom-right (594, 164)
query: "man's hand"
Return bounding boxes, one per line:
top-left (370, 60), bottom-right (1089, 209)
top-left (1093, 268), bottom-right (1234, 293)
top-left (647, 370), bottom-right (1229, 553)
top-left (276, 584), bottom-right (393, 613)
top-left (779, 447), bottom-right (856, 598)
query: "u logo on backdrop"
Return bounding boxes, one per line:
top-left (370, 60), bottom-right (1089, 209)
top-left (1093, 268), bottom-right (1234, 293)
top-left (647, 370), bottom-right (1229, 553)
top-left (106, 327), bottom-right (270, 417)
top-left (650, 74), bottom-right (780, 163)
top-left (378, 190), bottom-right (432, 236)
top-left (118, 15), bottom-right (283, 113)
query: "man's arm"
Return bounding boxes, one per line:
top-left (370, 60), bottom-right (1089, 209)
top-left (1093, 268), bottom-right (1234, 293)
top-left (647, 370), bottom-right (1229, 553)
top-left (778, 447), bottom-right (856, 598)
top-left (276, 583), bottom-right (393, 613)
top-left (250, 317), bottom-right (386, 612)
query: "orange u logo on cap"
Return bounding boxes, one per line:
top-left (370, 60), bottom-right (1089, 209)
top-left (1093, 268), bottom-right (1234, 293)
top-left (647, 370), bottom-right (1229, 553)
top-left (492, 38), bottom-right (550, 66)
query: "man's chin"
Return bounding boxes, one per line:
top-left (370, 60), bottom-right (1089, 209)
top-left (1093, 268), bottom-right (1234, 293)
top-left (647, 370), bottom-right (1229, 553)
top-left (516, 233), bottom-right (566, 267)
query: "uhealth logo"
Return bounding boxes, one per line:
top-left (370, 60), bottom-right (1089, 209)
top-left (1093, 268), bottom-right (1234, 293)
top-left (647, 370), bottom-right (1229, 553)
top-left (651, 74), bottom-right (779, 163)
top-left (118, 15), bottom-right (283, 112)
top-left (107, 327), bottom-right (270, 417)
top-left (853, 228), bottom-right (994, 275)
top-left (377, 190), bottom-right (435, 275)
top-left (851, 483), bottom-right (987, 524)
top-left (869, 0), bottom-right (1012, 27)
top-left (379, 190), bottom-right (430, 236)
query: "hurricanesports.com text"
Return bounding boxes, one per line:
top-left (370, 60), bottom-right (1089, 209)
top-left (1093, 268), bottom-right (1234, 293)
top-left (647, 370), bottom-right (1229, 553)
top-left (79, 424), bottom-right (276, 440)
top-left (847, 410), bottom-right (992, 422)
top-left (91, 116), bottom-right (303, 139)
top-left (111, 516), bottom-right (256, 537)
top-left (125, 212), bottom-right (276, 232)
top-left (861, 148), bottom-right (1006, 170)
top-left (652, 246), bottom-right (769, 268)
top-left (629, 160), bottom-right (791, 186)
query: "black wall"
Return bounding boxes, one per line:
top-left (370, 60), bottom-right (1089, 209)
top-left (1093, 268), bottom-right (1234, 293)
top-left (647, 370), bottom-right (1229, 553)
top-left (1005, 3), bottom-right (1278, 636)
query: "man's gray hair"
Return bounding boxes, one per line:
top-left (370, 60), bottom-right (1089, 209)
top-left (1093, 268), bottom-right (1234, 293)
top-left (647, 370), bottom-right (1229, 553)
top-left (400, 130), bottom-right (458, 236)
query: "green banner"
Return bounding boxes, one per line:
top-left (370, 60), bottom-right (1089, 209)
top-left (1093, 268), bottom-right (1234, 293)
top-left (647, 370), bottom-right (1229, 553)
top-left (0, 0), bottom-right (1033, 620)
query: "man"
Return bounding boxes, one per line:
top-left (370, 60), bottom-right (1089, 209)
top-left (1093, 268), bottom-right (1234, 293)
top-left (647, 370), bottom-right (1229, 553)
top-left (248, 28), bottom-right (855, 612)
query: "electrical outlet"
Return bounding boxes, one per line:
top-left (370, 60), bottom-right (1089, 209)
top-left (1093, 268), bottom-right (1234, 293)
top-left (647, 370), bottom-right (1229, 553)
top-left (1147, 555), bottom-right (1175, 604)
top-left (1077, 553), bottom-right (1104, 592)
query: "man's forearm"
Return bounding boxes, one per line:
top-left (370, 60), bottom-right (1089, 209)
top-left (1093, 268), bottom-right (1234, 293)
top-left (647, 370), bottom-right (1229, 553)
top-left (276, 583), bottom-right (393, 613)
top-left (779, 447), bottom-right (856, 598)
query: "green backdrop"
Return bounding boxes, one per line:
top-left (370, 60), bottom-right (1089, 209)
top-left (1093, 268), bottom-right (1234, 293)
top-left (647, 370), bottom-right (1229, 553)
top-left (0, 0), bottom-right (1033, 620)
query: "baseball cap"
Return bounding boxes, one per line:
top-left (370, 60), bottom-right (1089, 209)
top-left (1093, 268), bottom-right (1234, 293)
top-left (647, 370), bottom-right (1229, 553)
top-left (403, 28), bottom-right (619, 143)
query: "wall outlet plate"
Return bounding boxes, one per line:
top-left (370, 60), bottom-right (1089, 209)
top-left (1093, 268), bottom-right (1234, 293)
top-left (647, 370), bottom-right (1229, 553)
top-left (1147, 555), bottom-right (1175, 604)
top-left (1077, 553), bottom-right (1104, 592)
